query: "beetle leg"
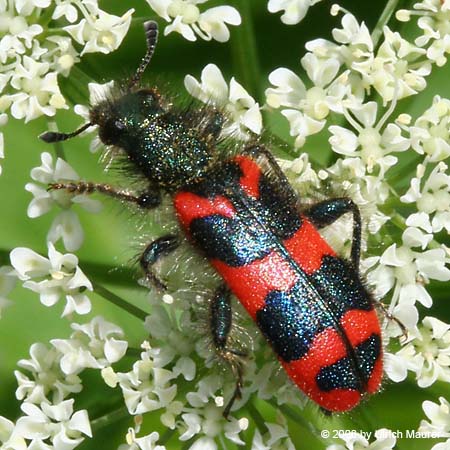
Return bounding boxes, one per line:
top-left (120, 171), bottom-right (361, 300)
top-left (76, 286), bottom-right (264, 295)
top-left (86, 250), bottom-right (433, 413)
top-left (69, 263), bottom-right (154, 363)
top-left (48, 181), bottom-right (161, 209)
top-left (305, 198), bottom-right (362, 272)
top-left (209, 284), bottom-right (246, 419)
top-left (139, 234), bottom-right (180, 291)
top-left (375, 302), bottom-right (408, 342)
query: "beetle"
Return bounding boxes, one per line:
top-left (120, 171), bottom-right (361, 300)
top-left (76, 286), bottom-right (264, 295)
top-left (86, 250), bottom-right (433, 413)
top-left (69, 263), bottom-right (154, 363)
top-left (40, 21), bottom-right (383, 416)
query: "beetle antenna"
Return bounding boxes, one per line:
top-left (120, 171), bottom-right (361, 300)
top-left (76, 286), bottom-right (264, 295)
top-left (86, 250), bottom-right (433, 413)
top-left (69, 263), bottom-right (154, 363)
top-left (39, 122), bottom-right (93, 143)
top-left (128, 20), bottom-right (159, 89)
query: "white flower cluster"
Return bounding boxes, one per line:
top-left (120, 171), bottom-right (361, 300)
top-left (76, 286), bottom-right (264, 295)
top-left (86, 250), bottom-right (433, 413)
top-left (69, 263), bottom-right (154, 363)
top-left (419, 397), bottom-right (450, 449)
top-left (265, 6), bottom-right (444, 150)
top-left (184, 63), bottom-right (263, 140)
top-left (0, 0), bottom-right (133, 173)
top-left (146, 0), bottom-right (241, 42)
top-left (397, 0), bottom-right (450, 66)
top-left (114, 344), bottom-right (178, 416)
top-left (251, 423), bottom-right (296, 450)
top-left (268, 0), bottom-right (323, 25)
top-left (263, 4), bottom-right (450, 398)
top-left (385, 317), bottom-right (450, 387)
top-left (1, 316), bottom-right (125, 449)
top-left (26, 152), bottom-right (102, 252)
top-left (119, 428), bottom-right (167, 450)
top-left (10, 243), bottom-right (93, 317)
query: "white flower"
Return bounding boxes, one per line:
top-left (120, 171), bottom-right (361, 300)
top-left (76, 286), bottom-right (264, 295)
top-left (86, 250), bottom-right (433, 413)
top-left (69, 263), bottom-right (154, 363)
top-left (146, 0), bottom-right (241, 42)
top-left (41, 36), bottom-right (80, 77)
top-left (185, 374), bottom-right (223, 408)
top-left (15, 399), bottom-right (91, 450)
top-left (361, 27), bottom-right (431, 103)
top-left (419, 397), bottom-right (450, 441)
top-left (401, 161), bottom-right (450, 233)
top-left (144, 304), bottom-right (195, 359)
top-left (368, 231), bottom-right (450, 309)
top-left (385, 317), bottom-right (450, 387)
top-left (332, 11), bottom-right (374, 53)
top-left (0, 415), bottom-right (26, 449)
top-left (329, 101), bottom-right (410, 175)
top-left (408, 96), bottom-right (450, 162)
top-left (179, 374), bottom-right (250, 446)
top-left (185, 63), bottom-right (262, 139)
top-left (0, 1), bottom-right (135, 131)
top-left (306, 11), bottom-right (373, 68)
top-left (265, 58), bottom-right (350, 147)
top-left (251, 423), bottom-right (295, 450)
top-left (179, 404), bottom-right (248, 447)
top-left (397, 0), bottom-right (450, 66)
top-left (52, 1), bottom-right (79, 23)
top-left (279, 153), bottom-right (322, 189)
top-left (0, 12), bottom-right (43, 63)
top-left (25, 152), bottom-right (102, 251)
top-left (64, 7), bottom-right (134, 54)
top-left (14, 0), bottom-right (52, 16)
top-left (323, 157), bottom-right (391, 235)
top-left (15, 342), bottom-right (82, 405)
top-left (160, 400), bottom-right (184, 429)
top-left (51, 316), bottom-right (128, 375)
top-left (7, 57), bottom-right (67, 121)
top-left (267, 0), bottom-right (320, 25)
top-left (116, 345), bottom-right (177, 415)
top-left (120, 428), bottom-right (166, 450)
top-left (196, 6), bottom-right (241, 42)
top-left (268, 0), bottom-right (322, 25)
top-left (10, 243), bottom-right (93, 317)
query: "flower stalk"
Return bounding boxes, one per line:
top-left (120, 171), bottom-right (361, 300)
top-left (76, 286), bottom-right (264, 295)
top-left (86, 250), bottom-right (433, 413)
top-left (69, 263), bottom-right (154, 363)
top-left (371, 0), bottom-right (402, 47)
top-left (92, 282), bottom-right (148, 321)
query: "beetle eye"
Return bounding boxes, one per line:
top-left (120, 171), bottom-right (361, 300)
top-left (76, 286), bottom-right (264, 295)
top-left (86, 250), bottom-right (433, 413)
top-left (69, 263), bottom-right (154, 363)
top-left (99, 119), bottom-right (126, 145)
top-left (115, 120), bottom-right (126, 130)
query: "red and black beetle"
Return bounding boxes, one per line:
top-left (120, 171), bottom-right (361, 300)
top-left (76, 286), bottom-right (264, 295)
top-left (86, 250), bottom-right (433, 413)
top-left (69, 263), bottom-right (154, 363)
top-left (40, 21), bottom-right (383, 416)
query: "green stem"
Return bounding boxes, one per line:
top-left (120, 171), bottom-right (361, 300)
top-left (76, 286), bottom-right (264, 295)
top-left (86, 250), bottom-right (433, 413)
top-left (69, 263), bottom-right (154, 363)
top-left (79, 262), bottom-right (138, 287)
top-left (36, 5), bottom-right (55, 29)
top-left (181, 438), bottom-right (196, 450)
top-left (131, 17), bottom-right (147, 25)
top-left (269, 401), bottom-right (323, 444)
top-left (92, 281), bottom-right (148, 321)
top-left (159, 428), bottom-right (176, 445)
top-left (0, 249), bottom-right (10, 266)
top-left (60, 65), bottom-right (93, 105)
top-left (388, 154), bottom-right (422, 186)
top-left (90, 405), bottom-right (130, 432)
top-left (245, 400), bottom-right (268, 436)
top-left (229, 0), bottom-right (262, 102)
top-left (390, 211), bottom-right (407, 231)
top-left (126, 347), bottom-right (144, 357)
top-left (371, 0), bottom-right (402, 47)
